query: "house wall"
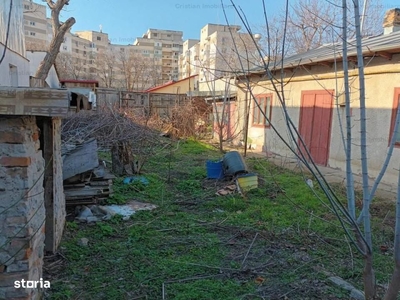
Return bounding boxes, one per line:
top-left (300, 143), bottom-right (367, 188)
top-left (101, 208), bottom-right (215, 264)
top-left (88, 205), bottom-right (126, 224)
top-left (26, 51), bottom-right (60, 88)
top-left (0, 116), bottom-right (45, 300)
top-left (237, 54), bottom-right (400, 187)
top-left (0, 44), bottom-right (30, 87)
top-left (149, 77), bottom-right (197, 94)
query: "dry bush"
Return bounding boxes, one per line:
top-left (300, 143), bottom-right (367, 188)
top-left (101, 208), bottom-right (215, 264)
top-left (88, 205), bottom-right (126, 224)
top-left (150, 99), bottom-right (212, 139)
top-left (62, 106), bottom-right (167, 175)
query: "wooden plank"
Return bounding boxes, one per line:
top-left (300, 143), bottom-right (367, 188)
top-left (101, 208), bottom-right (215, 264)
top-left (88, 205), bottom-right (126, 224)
top-left (0, 87), bottom-right (69, 117)
top-left (62, 139), bottom-right (99, 180)
top-left (42, 119), bottom-right (55, 252)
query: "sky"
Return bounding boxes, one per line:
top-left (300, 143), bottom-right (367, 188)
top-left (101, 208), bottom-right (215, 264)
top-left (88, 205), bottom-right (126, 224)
top-left (33, 0), bottom-right (400, 45)
top-left (33, 0), bottom-right (284, 44)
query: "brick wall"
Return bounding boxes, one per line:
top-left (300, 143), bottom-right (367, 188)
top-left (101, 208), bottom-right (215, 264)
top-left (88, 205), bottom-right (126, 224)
top-left (0, 116), bottom-right (45, 300)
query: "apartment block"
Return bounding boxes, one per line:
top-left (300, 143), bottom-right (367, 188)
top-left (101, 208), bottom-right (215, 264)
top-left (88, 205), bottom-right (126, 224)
top-left (180, 24), bottom-right (261, 83)
top-left (134, 29), bottom-right (183, 82)
top-left (179, 39), bottom-right (200, 79)
top-left (23, 0), bottom-right (48, 50)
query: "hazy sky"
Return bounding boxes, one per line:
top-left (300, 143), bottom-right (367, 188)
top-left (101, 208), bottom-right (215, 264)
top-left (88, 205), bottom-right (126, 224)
top-left (33, 0), bottom-right (398, 44)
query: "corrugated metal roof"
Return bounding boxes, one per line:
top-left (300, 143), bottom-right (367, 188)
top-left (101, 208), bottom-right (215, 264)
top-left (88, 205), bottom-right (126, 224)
top-left (247, 31), bottom-right (400, 74)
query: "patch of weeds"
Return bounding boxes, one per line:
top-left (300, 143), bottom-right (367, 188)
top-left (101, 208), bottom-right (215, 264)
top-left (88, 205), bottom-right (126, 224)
top-left (176, 179), bottom-right (203, 195)
top-left (65, 221), bottom-right (78, 230)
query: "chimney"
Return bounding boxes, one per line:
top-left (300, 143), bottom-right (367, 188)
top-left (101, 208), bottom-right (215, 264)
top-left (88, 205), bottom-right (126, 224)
top-left (383, 8), bottom-right (400, 34)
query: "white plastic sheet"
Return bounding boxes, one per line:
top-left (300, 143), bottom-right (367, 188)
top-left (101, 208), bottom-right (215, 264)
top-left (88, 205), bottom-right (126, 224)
top-left (0, 0), bottom-right (25, 56)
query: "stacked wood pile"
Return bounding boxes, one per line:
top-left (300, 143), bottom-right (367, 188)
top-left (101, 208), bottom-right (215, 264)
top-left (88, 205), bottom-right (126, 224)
top-left (62, 138), bottom-right (115, 205)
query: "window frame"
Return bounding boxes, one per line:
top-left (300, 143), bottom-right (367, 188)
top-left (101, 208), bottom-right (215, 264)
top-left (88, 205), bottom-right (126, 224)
top-left (252, 94), bottom-right (273, 128)
top-left (389, 88), bottom-right (400, 147)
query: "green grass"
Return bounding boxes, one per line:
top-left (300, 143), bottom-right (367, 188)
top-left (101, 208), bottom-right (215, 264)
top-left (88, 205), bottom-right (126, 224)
top-left (46, 139), bottom-right (397, 300)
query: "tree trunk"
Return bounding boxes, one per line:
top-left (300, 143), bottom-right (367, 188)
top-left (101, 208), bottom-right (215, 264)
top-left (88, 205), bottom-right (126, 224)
top-left (363, 253), bottom-right (376, 299)
top-left (111, 142), bottom-right (134, 176)
top-left (34, 17), bottom-right (75, 80)
top-left (384, 266), bottom-right (400, 300)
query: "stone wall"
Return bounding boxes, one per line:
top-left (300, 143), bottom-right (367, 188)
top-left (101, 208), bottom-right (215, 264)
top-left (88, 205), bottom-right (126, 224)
top-left (0, 116), bottom-right (45, 300)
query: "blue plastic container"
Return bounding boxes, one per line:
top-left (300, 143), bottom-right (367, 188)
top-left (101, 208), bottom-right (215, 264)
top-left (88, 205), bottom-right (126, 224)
top-left (206, 160), bottom-right (224, 179)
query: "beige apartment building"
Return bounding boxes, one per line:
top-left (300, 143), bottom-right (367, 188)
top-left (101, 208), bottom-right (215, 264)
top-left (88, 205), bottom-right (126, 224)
top-left (179, 24), bottom-right (261, 84)
top-left (23, 0), bottom-right (48, 50)
top-left (134, 29), bottom-right (183, 83)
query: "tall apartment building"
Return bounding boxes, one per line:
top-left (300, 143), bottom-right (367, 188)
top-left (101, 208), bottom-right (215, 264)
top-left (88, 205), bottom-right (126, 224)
top-left (179, 39), bottom-right (200, 79)
top-left (179, 24), bottom-right (261, 83)
top-left (134, 29), bottom-right (183, 82)
top-left (23, 0), bottom-right (48, 50)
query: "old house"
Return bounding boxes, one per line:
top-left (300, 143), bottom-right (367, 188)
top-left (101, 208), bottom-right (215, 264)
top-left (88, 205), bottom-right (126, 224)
top-left (0, 1), bottom-right (69, 299)
top-left (235, 8), bottom-right (400, 190)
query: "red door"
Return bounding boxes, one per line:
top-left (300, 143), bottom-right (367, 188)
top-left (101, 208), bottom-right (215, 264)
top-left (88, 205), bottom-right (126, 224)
top-left (298, 91), bottom-right (333, 166)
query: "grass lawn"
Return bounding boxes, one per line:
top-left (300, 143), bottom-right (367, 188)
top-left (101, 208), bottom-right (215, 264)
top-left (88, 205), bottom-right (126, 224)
top-left (45, 139), bottom-right (396, 300)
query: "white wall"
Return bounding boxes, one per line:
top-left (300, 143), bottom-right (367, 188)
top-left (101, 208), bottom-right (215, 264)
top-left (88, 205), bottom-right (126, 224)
top-left (0, 43), bottom-right (30, 87)
top-left (27, 51), bottom-right (60, 88)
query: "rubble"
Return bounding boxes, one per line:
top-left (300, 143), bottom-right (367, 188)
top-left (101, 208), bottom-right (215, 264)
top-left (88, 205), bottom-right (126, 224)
top-left (74, 201), bottom-right (157, 223)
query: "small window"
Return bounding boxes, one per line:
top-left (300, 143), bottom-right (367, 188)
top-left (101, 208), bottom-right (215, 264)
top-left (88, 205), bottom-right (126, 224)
top-left (29, 32), bottom-right (36, 36)
top-left (63, 46), bottom-right (67, 50)
top-left (253, 94), bottom-right (272, 127)
top-left (29, 21), bottom-right (35, 26)
top-left (153, 33), bottom-right (158, 37)
top-left (76, 49), bottom-right (79, 53)
top-left (24, 4), bottom-right (30, 10)
top-left (97, 36), bottom-right (102, 41)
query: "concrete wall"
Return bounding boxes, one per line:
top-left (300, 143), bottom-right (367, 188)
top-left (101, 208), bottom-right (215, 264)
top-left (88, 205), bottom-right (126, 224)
top-left (237, 54), bottom-right (400, 188)
top-left (26, 51), bottom-right (60, 88)
top-left (0, 116), bottom-right (45, 300)
top-left (0, 44), bottom-right (30, 87)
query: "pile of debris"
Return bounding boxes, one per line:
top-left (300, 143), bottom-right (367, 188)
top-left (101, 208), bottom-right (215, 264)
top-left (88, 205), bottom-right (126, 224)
top-left (62, 138), bottom-right (115, 205)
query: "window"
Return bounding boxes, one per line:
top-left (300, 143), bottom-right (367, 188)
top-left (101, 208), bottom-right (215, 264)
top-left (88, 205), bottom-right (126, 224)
top-left (75, 49), bottom-right (79, 53)
top-left (97, 36), bottom-right (102, 41)
top-left (29, 21), bottom-right (35, 26)
top-left (29, 32), bottom-right (36, 36)
top-left (153, 33), bottom-right (158, 37)
top-left (253, 94), bottom-right (272, 126)
top-left (24, 4), bottom-right (30, 10)
top-left (63, 46), bottom-right (67, 51)
top-left (390, 88), bottom-right (400, 145)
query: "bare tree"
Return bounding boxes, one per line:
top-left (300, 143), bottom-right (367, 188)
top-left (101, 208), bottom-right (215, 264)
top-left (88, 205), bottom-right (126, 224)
top-left (274, 0), bottom-right (384, 55)
top-left (96, 48), bottom-right (117, 88)
top-left (56, 53), bottom-right (88, 80)
top-left (35, 0), bottom-right (75, 80)
top-left (225, 0), bottom-right (400, 298)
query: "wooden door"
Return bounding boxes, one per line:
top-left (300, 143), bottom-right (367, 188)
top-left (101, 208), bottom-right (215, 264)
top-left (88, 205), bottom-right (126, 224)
top-left (298, 91), bottom-right (333, 166)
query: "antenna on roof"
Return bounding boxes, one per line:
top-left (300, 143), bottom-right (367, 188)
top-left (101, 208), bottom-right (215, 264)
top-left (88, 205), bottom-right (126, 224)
top-left (99, 24), bottom-right (103, 33)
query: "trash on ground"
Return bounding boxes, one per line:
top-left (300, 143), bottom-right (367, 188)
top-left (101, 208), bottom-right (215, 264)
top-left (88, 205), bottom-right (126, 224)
top-left (123, 176), bottom-right (149, 185)
top-left (206, 160), bottom-right (224, 179)
top-left (216, 184), bottom-right (237, 196)
top-left (223, 151), bottom-right (248, 176)
top-left (75, 200), bottom-right (157, 223)
top-left (236, 173), bottom-right (258, 192)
